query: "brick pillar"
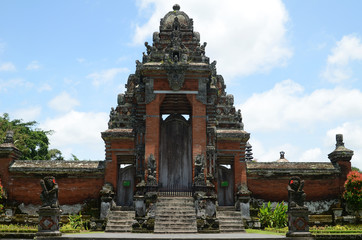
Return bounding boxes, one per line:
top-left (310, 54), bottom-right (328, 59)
top-left (0, 131), bottom-right (22, 197)
top-left (187, 94), bottom-right (207, 180)
top-left (145, 94), bottom-right (165, 181)
top-left (328, 134), bottom-right (353, 196)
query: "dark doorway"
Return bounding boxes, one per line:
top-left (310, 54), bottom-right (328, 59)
top-left (217, 164), bottom-right (234, 206)
top-left (159, 114), bottom-right (192, 191)
top-left (117, 164), bottom-right (135, 206)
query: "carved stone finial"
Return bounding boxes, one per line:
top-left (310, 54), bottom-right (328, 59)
top-left (336, 134), bottom-right (344, 147)
top-left (173, 4), bottom-right (180, 11)
top-left (4, 131), bottom-right (14, 144)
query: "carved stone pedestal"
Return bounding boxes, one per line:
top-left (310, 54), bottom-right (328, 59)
top-left (36, 207), bottom-right (62, 238)
top-left (287, 208), bottom-right (313, 239)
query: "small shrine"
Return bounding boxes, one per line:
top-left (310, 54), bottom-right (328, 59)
top-left (101, 4), bottom-right (249, 207)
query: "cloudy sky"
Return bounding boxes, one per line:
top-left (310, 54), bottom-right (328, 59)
top-left (1, 0), bottom-right (361, 169)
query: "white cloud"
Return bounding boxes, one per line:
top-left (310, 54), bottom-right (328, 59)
top-left (38, 83), bottom-right (52, 92)
top-left (133, 0), bottom-right (292, 80)
top-left (12, 106), bottom-right (42, 122)
top-left (240, 79), bottom-right (362, 131)
top-left (326, 122), bottom-right (362, 170)
top-left (0, 62), bottom-right (16, 71)
top-left (0, 78), bottom-right (33, 92)
top-left (322, 35), bottom-right (362, 83)
top-left (48, 92), bottom-right (80, 112)
top-left (40, 110), bottom-right (108, 160)
top-left (76, 58), bottom-right (85, 63)
top-left (26, 60), bottom-right (41, 70)
top-left (299, 148), bottom-right (323, 162)
top-left (87, 67), bottom-right (129, 87)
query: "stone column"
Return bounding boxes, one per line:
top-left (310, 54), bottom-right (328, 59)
top-left (286, 176), bottom-right (313, 239)
top-left (36, 207), bottom-right (62, 237)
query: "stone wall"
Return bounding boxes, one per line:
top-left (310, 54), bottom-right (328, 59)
top-left (246, 162), bottom-right (343, 202)
top-left (5, 160), bottom-right (105, 205)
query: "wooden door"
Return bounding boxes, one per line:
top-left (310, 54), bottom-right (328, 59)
top-left (217, 165), bottom-right (234, 206)
top-left (117, 165), bottom-right (135, 206)
top-left (159, 114), bottom-right (192, 191)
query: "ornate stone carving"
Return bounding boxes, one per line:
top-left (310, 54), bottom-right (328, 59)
top-left (100, 183), bottom-right (115, 202)
top-left (164, 63), bottom-right (188, 91)
top-left (168, 71), bottom-right (185, 90)
top-left (287, 177), bottom-right (312, 238)
top-left (40, 176), bottom-right (59, 208)
top-left (146, 154), bottom-right (157, 186)
top-left (145, 78), bottom-right (156, 104)
top-left (194, 154), bottom-right (206, 186)
top-left (287, 176), bottom-right (307, 209)
top-left (196, 78), bottom-right (208, 104)
top-left (3, 131), bottom-right (14, 143)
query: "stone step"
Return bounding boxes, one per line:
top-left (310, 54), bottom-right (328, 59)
top-left (154, 196), bottom-right (197, 233)
top-left (105, 210), bottom-right (135, 232)
top-left (217, 210), bottom-right (245, 233)
top-left (156, 210), bottom-right (195, 215)
top-left (156, 215), bottom-right (196, 220)
top-left (154, 229), bottom-right (198, 234)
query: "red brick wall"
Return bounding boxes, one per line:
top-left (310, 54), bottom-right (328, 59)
top-left (247, 175), bottom-right (341, 202)
top-left (7, 175), bottom-right (104, 205)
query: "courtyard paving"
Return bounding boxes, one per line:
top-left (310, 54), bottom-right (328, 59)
top-left (48, 232), bottom-right (288, 240)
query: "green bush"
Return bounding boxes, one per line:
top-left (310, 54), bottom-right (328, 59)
top-left (66, 212), bottom-right (89, 230)
top-left (258, 201), bottom-right (288, 228)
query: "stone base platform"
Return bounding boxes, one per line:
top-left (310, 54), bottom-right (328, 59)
top-left (37, 232), bottom-right (289, 240)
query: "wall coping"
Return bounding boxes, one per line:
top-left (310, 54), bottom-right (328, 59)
top-left (246, 162), bottom-right (340, 176)
top-left (9, 160), bottom-right (105, 175)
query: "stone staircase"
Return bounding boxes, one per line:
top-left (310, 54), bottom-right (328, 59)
top-left (154, 196), bottom-right (197, 233)
top-left (217, 207), bottom-right (245, 232)
top-left (105, 209), bottom-right (134, 232)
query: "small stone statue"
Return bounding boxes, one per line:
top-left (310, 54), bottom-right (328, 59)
top-left (287, 176), bottom-right (306, 209)
top-left (195, 154), bottom-right (205, 178)
top-left (194, 154), bottom-right (206, 186)
top-left (99, 182), bottom-right (115, 202)
top-left (147, 154), bottom-right (157, 186)
top-left (40, 176), bottom-right (59, 208)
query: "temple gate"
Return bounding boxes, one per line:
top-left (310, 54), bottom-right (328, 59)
top-left (101, 4), bottom-right (250, 205)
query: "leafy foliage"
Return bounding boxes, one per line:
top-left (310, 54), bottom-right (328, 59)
top-left (258, 201), bottom-right (288, 228)
top-left (67, 212), bottom-right (89, 230)
top-left (343, 171), bottom-right (362, 212)
top-left (0, 113), bottom-right (63, 160)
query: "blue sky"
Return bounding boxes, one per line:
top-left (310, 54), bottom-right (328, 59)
top-left (1, 0), bottom-right (362, 170)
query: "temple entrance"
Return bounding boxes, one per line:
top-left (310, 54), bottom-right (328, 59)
top-left (159, 114), bottom-right (192, 191)
top-left (117, 163), bottom-right (135, 206)
top-left (217, 164), bottom-right (234, 206)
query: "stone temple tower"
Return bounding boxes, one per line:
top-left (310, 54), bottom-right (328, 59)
top-left (101, 4), bottom-right (249, 208)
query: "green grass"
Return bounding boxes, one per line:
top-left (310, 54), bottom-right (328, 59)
top-left (245, 229), bottom-right (285, 235)
top-left (0, 224), bottom-right (37, 233)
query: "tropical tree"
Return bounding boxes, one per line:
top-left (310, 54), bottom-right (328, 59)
top-left (0, 113), bottom-right (63, 160)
